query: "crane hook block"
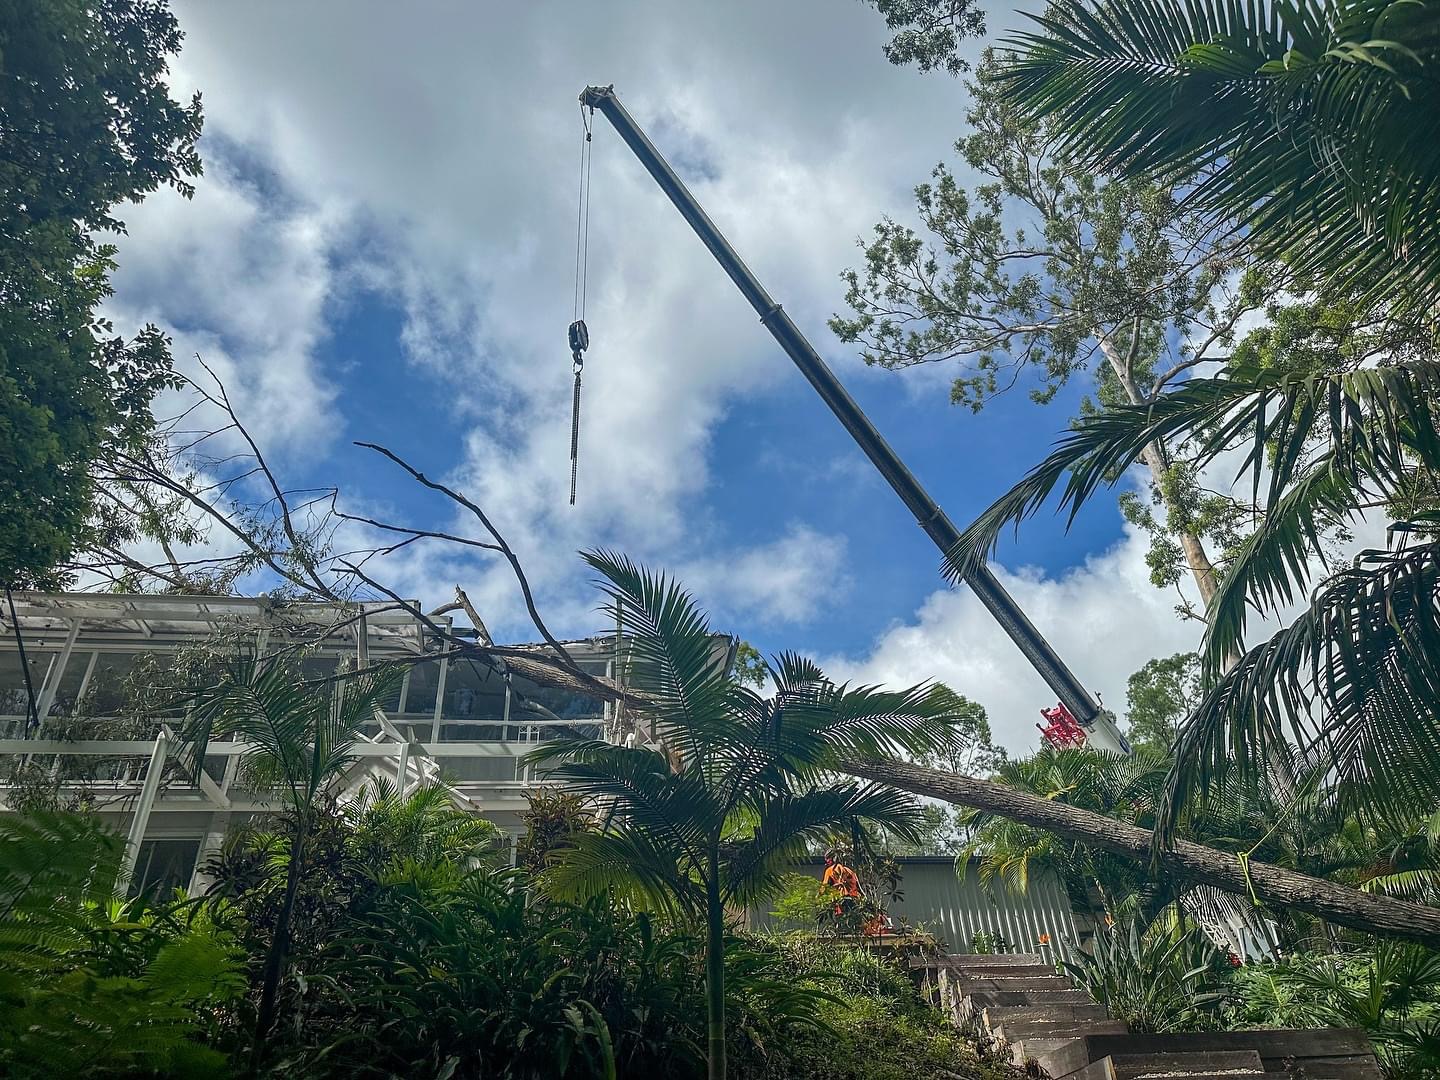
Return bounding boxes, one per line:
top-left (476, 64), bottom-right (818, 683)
top-left (568, 319), bottom-right (589, 366)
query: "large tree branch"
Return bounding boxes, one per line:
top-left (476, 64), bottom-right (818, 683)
top-left (355, 441), bottom-right (579, 674)
top-left (841, 756), bottom-right (1440, 949)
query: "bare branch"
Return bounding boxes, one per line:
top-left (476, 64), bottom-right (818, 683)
top-left (355, 441), bottom-right (579, 673)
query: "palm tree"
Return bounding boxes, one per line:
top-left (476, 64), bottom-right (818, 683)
top-left (945, 360), bottom-right (1440, 833)
top-left (530, 551), bottom-right (963, 1080)
top-left (997, 0), bottom-right (1440, 311)
top-left (189, 658), bottom-right (397, 1069)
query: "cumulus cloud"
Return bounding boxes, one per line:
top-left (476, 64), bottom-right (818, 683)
top-left (681, 524), bottom-right (851, 629)
top-left (824, 520), bottom-right (1202, 753)
top-left (104, 154), bottom-right (346, 457)
top-left (98, 0), bottom-right (971, 637)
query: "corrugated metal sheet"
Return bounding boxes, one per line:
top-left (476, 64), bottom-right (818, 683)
top-left (751, 856), bottom-right (1079, 960)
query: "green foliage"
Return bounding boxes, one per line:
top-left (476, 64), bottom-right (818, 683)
top-left (531, 551), bottom-right (965, 1077)
top-left (0, 0), bottom-right (201, 586)
top-left (732, 640), bottom-right (768, 688)
top-left (516, 787), bottom-right (595, 874)
top-left (733, 933), bottom-right (1010, 1080)
top-left (1225, 945), bottom-right (1440, 1079)
top-left (915, 685), bottom-right (1007, 779)
top-left (961, 746), bottom-right (1173, 915)
top-left (0, 812), bottom-right (244, 1079)
top-left (1064, 913), bottom-right (1226, 1034)
top-left (861, 0), bottom-right (987, 76)
top-left (947, 360), bottom-right (1440, 831)
top-left (830, 51), bottom-right (1256, 603)
top-left (998, 0), bottom-right (1440, 313)
top-left (1124, 652), bottom-right (1200, 751)
top-left (831, 57), bottom-right (1249, 413)
top-left (768, 873), bottom-right (831, 929)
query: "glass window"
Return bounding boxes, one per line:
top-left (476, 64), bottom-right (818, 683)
top-left (440, 660), bottom-right (507, 721)
top-left (0, 649), bottom-right (46, 717)
top-left (129, 838), bottom-right (201, 897)
top-left (402, 660), bottom-right (441, 716)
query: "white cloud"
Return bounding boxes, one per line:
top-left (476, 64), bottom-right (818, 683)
top-left (682, 524), bottom-right (851, 629)
top-left (104, 156), bottom-right (345, 457)
top-left (97, 0), bottom-right (968, 636)
top-left (824, 521), bottom-right (1202, 754)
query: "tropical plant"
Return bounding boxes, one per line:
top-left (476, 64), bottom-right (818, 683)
top-left (515, 787), bottom-right (595, 874)
top-left (254, 855), bottom-right (843, 1080)
top-left (530, 550), bottom-right (964, 1079)
top-left (1226, 944), bottom-right (1440, 1078)
top-left (733, 933), bottom-right (1012, 1080)
top-left (1065, 911), bottom-right (1226, 1033)
top-left (997, 0), bottom-right (1440, 313)
top-left (0, 811), bottom-right (244, 1078)
top-left (947, 360), bottom-right (1440, 832)
top-left (1125, 653), bottom-right (1201, 751)
top-left (187, 658), bottom-right (398, 1067)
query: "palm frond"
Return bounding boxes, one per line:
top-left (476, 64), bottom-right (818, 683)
top-left (581, 550), bottom-right (738, 761)
top-left (1162, 540), bottom-right (1440, 834)
top-left (998, 0), bottom-right (1440, 310)
top-left (722, 783), bottom-right (921, 905)
top-left (947, 361), bottom-right (1440, 669)
top-left (541, 829), bottom-right (701, 917)
top-left (532, 742), bottom-right (719, 866)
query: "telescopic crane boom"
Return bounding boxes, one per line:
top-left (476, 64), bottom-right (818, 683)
top-left (579, 84), bottom-right (1129, 754)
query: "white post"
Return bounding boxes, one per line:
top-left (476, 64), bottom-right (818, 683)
top-left (189, 814), bottom-right (229, 896)
top-left (395, 738), bottom-right (411, 796)
top-left (33, 620), bottom-right (80, 734)
top-left (429, 657), bottom-right (449, 742)
top-left (118, 730), bottom-right (170, 894)
top-left (74, 650), bottom-right (99, 705)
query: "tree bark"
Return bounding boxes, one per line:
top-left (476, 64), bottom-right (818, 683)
top-left (842, 756), bottom-right (1440, 950)
top-left (1097, 336), bottom-right (1220, 607)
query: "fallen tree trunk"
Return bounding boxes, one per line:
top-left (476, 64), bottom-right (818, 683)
top-left (437, 650), bottom-right (1440, 949)
top-left (842, 755), bottom-right (1440, 951)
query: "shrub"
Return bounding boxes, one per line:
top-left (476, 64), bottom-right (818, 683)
top-left (1063, 914), bottom-right (1225, 1033)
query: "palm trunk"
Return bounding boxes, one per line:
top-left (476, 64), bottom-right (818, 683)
top-left (705, 865), bottom-right (727, 1080)
top-left (251, 825), bottom-right (306, 1072)
top-left (842, 756), bottom-right (1440, 949)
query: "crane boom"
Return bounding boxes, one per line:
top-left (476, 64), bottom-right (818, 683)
top-left (580, 84), bottom-right (1128, 753)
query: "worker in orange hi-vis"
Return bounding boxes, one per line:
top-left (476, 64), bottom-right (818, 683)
top-left (821, 849), bottom-right (861, 918)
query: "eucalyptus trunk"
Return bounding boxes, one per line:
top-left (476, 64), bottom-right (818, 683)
top-left (1097, 335), bottom-right (1221, 607)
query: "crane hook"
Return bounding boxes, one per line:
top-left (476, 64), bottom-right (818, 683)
top-left (568, 319), bottom-right (589, 506)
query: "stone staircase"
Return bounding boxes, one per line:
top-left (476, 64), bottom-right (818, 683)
top-left (912, 952), bottom-right (1382, 1079)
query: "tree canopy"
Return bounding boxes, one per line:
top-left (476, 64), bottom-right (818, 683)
top-left (0, 0), bottom-right (201, 587)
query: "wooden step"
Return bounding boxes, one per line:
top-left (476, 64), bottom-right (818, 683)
top-left (982, 1002), bottom-right (1110, 1033)
top-left (1109, 1049), bottom-right (1264, 1078)
top-left (1044, 1029), bottom-right (1382, 1080)
top-left (945, 962), bottom-right (1058, 980)
top-left (1065, 1063), bottom-right (1266, 1080)
top-left (995, 1017), bottom-right (1128, 1043)
top-left (1011, 1035), bottom-right (1084, 1069)
top-left (956, 974), bottom-right (1075, 992)
top-left (911, 952), bottom-right (1047, 969)
top-left (962, 988), bottom-right (1093, 1011)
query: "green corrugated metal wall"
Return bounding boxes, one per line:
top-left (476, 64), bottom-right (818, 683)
top-left (751, 856), bottom-right (1079, 959)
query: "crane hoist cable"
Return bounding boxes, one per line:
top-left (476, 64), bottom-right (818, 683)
top-left (568, 102), bottom-right (594, 506)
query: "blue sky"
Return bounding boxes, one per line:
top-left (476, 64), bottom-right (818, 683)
top-left (105, 0), bottom-right (1206, 749)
